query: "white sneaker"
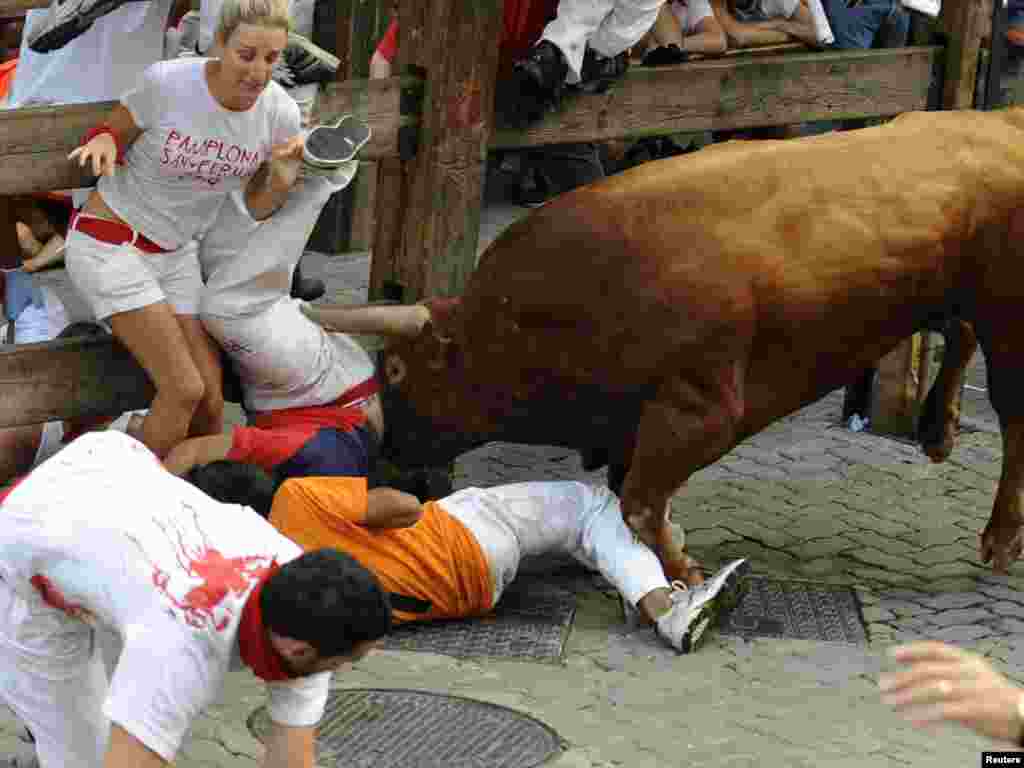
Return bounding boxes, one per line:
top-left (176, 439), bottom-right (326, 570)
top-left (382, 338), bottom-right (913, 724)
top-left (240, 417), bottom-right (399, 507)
top-left (299, 158), bottom-right (360, 191)
top-left (27, 0), bottom-right (144, 53)
top-left (654, 558), bottom-right (749, 653)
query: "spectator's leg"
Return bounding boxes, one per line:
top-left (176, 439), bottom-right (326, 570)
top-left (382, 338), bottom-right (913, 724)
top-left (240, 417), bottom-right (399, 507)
top-left (821, 0), bottom-right (884, 49)
top-left (587, 0), bottom-right (666, 60)
top-left (541, 0), bottom-right (619, 82)
top-left (876, 0), bottom-right (910, 49)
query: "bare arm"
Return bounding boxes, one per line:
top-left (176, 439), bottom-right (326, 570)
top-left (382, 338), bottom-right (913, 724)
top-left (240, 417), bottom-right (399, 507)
top-left (711, 0), bottom-right (795, 47)
top-left (684, 15), bottom-right (729, 55)
top-left (68, 103), bottom-right (144, 178)
top-left (369, 51), bottom-right (392, 79)
top-left (263, 722), bottom-right (316, 768)
top-left (163, 433), bottom-right (234, 476)
top-left (104, 724), bottom-right (168, 768)
top-left (300, 302), bottom-right (429, 337)
top-left (245, 136), bottom-right (304, 221)
top-left (772, 3), bottom-right (819, 47)
top-left (365, 488), bottom-right (423, 528)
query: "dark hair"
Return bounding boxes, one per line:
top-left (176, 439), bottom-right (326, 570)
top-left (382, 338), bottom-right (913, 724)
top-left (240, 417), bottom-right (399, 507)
top-left (186, 460), bottom-right (279, 519)
top-left (261, 548), bottom-right (391, 657)
top-left (57, 321), bottom-right (108, 340)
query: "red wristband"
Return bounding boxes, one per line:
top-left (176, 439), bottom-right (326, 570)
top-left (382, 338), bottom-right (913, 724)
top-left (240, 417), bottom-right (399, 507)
top-left (81, 123), bottom-right (125, 164)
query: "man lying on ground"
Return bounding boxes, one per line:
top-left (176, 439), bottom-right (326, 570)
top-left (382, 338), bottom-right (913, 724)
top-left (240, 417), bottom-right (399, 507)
top-left (192, 465), bottom-right (749, 654)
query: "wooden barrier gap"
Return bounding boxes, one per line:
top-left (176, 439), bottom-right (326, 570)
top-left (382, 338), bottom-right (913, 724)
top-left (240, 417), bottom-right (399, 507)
top-left (0, 337), bottom-right (153, 427)
top-left (0, 46), bottom-right (942, 196)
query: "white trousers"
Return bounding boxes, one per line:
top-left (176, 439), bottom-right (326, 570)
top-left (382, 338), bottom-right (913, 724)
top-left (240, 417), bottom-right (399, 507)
top-left (0, 577), bottom-right (110, 768)
top-left (542, 0), bottom-right (666, 82)
top-left (442, 481), bottom-right (668, 608)
top-left (199, 165), bottom-right (357, 320)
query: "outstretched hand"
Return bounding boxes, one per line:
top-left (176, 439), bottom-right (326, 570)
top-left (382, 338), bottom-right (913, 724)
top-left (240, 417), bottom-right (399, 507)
top-left (881, 641), bottom-right (1024, 744)
top-left (266, 134), bottom-right (306, 193)
top-left (68, 133), bottom-right (118, 178)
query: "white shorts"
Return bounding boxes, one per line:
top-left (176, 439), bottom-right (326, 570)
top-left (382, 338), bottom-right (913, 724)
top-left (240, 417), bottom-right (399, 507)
top-left (64, 229), bottom-right (202, 319)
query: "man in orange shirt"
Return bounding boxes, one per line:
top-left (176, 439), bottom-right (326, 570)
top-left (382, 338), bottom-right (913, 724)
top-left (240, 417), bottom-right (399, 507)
top-left (197, 467), bottom-right (749, 654)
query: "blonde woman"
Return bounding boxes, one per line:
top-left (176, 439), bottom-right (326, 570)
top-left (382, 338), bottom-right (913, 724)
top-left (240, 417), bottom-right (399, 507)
top-left (67, 0), bottom-right (304, 457)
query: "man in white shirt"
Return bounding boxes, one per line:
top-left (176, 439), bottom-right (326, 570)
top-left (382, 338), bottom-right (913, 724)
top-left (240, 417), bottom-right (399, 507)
top-left (0, 430), bottom-right (391, 768)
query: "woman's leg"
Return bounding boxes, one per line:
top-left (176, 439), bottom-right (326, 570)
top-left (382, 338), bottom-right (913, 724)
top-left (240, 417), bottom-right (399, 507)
top-left (108, 303), bottom-right (205, 457)
top-left (176, 315), bottom-right (224, 438)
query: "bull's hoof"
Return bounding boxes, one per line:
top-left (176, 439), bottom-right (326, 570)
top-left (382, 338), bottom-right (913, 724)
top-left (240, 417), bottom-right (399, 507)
top-left (979, 522), bottom-right (1024, 574)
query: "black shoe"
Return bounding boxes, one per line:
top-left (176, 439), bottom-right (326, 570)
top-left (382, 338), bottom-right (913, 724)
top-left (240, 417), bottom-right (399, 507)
top-left (642, 44), bottom-right (689, 68)
top-left (273, 32), bottom-right (339, 87)
top-left (516, 168), bottom-right (553, 208)
top-left (499, 40), bottom-right (569, 128)
top-left (291, 266), bottom-right (326, 302)
top-left (579, 47), bottom-right (629, 91)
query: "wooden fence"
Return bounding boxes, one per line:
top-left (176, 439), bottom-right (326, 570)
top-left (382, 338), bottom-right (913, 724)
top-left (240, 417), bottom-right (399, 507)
top-left (0, 0), bottom-right (993, 432)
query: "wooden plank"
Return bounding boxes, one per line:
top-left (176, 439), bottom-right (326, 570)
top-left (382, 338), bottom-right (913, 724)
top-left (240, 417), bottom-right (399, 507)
top-left (0, 48), bottom-right (940, 196)
top-left (492, 46), bottom-right (943, 149)
top-left (0, 0), bottom-right (47, 13)
top-left (393, 0), bottom-right (505, 300)
top-left (0, 337), bottom-right (152, 427)
top-left (939, 0), bottom-right (988, 108)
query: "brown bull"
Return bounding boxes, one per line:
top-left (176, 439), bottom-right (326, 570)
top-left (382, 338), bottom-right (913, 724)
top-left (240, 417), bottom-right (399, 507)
top-left (372, 107), bottom-right (1024, 579)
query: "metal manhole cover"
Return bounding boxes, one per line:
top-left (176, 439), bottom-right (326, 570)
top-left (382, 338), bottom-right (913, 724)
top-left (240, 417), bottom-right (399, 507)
top-left (720, 576), bottom-right (867, 644)
top-left (248, 688), bottom-right (564, 768)
top-left (381, 578), bottom-right (576, 664)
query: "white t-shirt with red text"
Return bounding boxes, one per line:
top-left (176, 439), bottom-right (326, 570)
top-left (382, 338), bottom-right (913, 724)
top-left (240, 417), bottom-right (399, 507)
top-left (0, 431), bottom-right (330, 762)
top-left (98, 58), bottom-right (301, 250)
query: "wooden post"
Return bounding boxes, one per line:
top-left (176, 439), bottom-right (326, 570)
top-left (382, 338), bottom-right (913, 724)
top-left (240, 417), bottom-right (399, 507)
top-left (377, 0), bottom-right (505, 301)
top-left (939, 0), bottom-right (991, 109)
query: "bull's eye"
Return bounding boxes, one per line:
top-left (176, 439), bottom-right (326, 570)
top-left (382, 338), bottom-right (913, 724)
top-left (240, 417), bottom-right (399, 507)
top-left (384, 354), bottom-right (407, 386)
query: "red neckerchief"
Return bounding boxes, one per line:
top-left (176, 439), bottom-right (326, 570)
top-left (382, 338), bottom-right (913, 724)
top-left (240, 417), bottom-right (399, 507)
top-left (238, 561), bottom-right (294, 682)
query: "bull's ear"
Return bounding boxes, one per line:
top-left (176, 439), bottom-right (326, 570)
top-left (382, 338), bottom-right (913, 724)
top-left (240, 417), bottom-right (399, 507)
top-left (383, 353), bottom-right (407, 386)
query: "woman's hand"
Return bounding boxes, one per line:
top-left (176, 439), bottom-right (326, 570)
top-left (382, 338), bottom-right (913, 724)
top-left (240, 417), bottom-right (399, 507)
top-left (68, 133), bottom-right (118, 178)
top-left (881, 641), bottom-right (1024, 745)
top-left (266, 134), bottom-right (305, 194)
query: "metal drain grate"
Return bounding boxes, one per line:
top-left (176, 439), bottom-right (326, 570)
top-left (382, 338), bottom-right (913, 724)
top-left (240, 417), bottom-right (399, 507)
top-left (248, 689), bottom-right (564, 768)
top-left (719, 576), bottom-right (867, 644)
top-left (381, 578), bottom-right (576, 664)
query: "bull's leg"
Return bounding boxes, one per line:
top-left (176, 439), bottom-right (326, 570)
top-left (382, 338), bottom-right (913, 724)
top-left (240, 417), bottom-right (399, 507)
top-left (619, 361), bottom-right (746, 584)
top-left (917, 319), bottom-right (977, 463)
top-left (978, 337), bottom-right (1024, 573)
